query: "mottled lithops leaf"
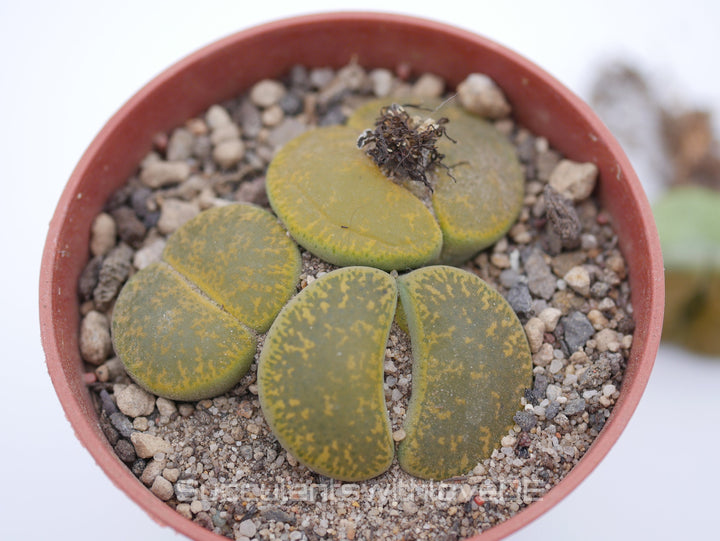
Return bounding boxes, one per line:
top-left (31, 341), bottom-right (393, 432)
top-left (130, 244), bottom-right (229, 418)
top-left (112, 203), bottom-right (302, 401)
top-left (163, 203), bottom-right (301, 332)
top-left (349, 98), bottom-right (525, 265)
top-left (654, 186), bottom-right (720, 355)
top-left (396, 266), bottom-right (532, 480)
top-left (432, 106), bottom-right (524, 264)
top-left (258, 266), bottom-right (396, 481)
top-left (265, 125), bottom-right (442, 271)
top-left (112, 262), bottom-right (256, 401)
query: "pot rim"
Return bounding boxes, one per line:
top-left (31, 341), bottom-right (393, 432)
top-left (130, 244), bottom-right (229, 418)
top-left (39, 11), bottom-right (664, 541)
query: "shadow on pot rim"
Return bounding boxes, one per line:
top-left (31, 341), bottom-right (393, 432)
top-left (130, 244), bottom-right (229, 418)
top-left (39, 11), bottom-right (664, 541)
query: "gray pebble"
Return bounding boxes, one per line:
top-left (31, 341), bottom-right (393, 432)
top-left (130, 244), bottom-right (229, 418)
top-left (564, 397), bottom-right (587, 416)
top-left (533, 373), bottom-right (550, 396)
top-left (78, 255), bottom-right (102, 301)
top-left (238, 99), bottom-right (262, 139)
top-left (111, 206), bottom-right (147, 247)
top-left (545, 401), bottom-right (560, 420)
top-left (279, 91), bottom-right (304, 116)
top-left (93, 243), bottom-right (134, 310)
top-left (174, 480), bottom-right (198, 502)
top-left (562, 311), bottom-right (595, 353)
top-left (262, 507), bottom-right (296, 524)
top-left (109, 412), bottom-right (134, 438)
top-left (310, 67), bottom-right (335, 89)
top-left (99, 389), bottom-right (119, 415)
top-left (267, 118), bottom-right (308, 149)
top-left (99, 415), bottom-right (119, 446)
top-left (114, 438), bottom-right (137, 463)
top-left (579, 357), bottom-right (612, 388)
top-left (546, 383), bottom-right (562, 402)
top-left (236, 519), bottom-right (257, 538)
top-left (513, 410), bottom-right (537, 432)
top-left (289, 64), bottom-right (309, 89)
top-left (506, 283), bottom-right (532, 316)
top-left (590, 281), bottom-right (611, 298)
top-left (131, 458), bottom-right (147, 477)
top-left (79, 310), bottom-right (111, 365)
top-left (499, 268), bottom-right (521, 289)
top-left (524, 249), bottom-right (556, 300)
top-left (239, 445), bottom-right (253, 461)
top-left (130, 186), bottom-right (158, 227)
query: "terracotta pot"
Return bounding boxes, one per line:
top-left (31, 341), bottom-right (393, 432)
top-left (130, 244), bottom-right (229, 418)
top-left (39, 12), bottom-right (664, 540)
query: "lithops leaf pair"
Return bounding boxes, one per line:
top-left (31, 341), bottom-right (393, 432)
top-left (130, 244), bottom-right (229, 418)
top-left (265, 98), bottom-right (524, 271)
top-left (112, 204), bottom-right (302, 401)
top-left (349, 98), bottom-right (526, 264)
top-left (258, 265), bottom-right (532, 481)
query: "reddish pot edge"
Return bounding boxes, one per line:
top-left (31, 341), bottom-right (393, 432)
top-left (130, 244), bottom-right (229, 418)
top-left (39, 11), bottom-right (663, 541)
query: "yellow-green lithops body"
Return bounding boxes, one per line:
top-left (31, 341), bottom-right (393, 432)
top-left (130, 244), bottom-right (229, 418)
top-left (258, 266), bottom-right (396, 481)
top-left (265, 125), bottom-right (443, 271)
top-left (396, 266), bottom-right (532, 480)
top-left (112, 262), bottom-right (256, 401)
top-left (349, 99), bottom-right (525, 265)
top-left (431, 106), bottom-right (525, 264)
top-left (112, 203), bottom-right (302, 401)
top-left (163, 203), bottom-right (301, 332)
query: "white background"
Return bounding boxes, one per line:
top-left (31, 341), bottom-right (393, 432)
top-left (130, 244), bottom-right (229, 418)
top-left (2, 1), bottom-right (719, 539)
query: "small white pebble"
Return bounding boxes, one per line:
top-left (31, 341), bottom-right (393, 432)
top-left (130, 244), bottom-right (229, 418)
top-left (205, 104), bottom-right (233, 129)
top-left (564, 266), bottom-right (591, 297)
top-left (549, 159), bottom-right (598, 202)
top-left (90, 212), bottom-right (117, 257)
top-left (587, 309), bottom-right (609, 330)
top-left (538, 307), bottom-right (562, 332)
top-left (549, 357), bottom-right (564, 374)
top-left (250, 79), bottom-right (286, 108)
top-left (546, 384), bottom-right (561, 402)
top-left (457, 73), bottom-right (511, 118)
top-left (524, 317), bottom-right (545, 354)
top-left (602, 384), bottom-right (617, 397)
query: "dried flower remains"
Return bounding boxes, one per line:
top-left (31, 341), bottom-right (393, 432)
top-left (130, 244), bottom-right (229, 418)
top-left (357, 103), bottom-right (460, 191)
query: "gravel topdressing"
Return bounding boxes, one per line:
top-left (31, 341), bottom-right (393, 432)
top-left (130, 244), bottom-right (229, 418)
top-left (79, 61), bottom-right (633, 541)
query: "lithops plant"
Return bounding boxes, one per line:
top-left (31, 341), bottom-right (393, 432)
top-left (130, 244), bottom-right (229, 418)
top-left (654, 185), bottom-right (720, 355)
top-left (112, 203), bottom-right (302, 401)
top-left (348, 99), bottom-right (526, 264)
top-left (266, 99), bottom-right (524, 271)
top-left (258, 265), bottom-right (532, 481)
top-left (265, 125), bottom-right (443, 271)
top-left (396, 265), bottom-right (532, 480)
top-left (258, 266), bottom-right (397, 481)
